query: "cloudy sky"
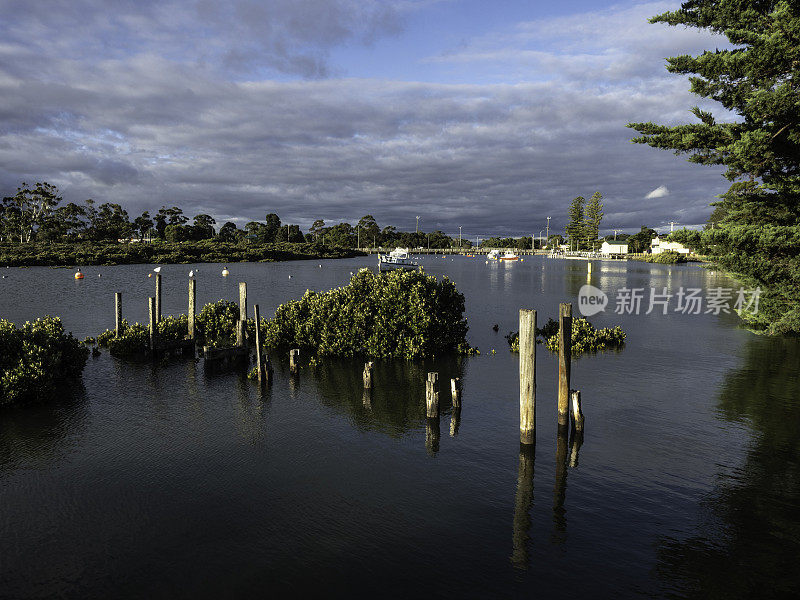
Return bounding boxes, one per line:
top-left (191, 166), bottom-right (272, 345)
top-left (0, 0), bottom-right (733, 237)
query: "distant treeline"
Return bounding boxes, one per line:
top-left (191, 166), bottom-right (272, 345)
top-left (1, 182), bottom-right (472, 249)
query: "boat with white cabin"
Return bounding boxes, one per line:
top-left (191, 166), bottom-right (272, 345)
top-left (378, 247), bottom-right (418, 271)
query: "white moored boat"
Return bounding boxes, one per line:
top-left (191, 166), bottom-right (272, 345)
top-left (499, 251), bottom-right (519, 261)
top-left (487, 250), bottom-right (500, 260)
top-left (378, 248), bottom-right (418, 271)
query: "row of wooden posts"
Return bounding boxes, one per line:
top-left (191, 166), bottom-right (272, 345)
top-left (114, 275), bottom-right (583, 440)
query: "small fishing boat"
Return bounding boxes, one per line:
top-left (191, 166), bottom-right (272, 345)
top-left (499, 251), bottom-right (519, 261)
top-left (378, 248), bottom-right (418, 271)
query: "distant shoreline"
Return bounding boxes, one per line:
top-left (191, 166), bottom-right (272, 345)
top-left (0, 241), bottom-right (365, 267)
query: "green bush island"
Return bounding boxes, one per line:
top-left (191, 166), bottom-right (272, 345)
top-left (0, 317), bottom-right (89, 406)
top-left (506, 317), bottom-right (625, 355)
top-left (261, 269), bottom-right (472, 358)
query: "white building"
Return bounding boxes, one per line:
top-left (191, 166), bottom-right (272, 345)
top-left (600, 240), bottom-right (629, 255)
top-left (651, 237), bottom-right (690, 255)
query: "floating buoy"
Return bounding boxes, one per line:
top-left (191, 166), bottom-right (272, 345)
top-left (148, 273), bottom-right (152, 278)
top-left (74, 270), bottom-right (84, 279)
top-left (98, 274), bottom-right (102, 277)
top-left (222, 267), bottom-right (230, 277)
top-left (288, 275), bottom-right (292, 279)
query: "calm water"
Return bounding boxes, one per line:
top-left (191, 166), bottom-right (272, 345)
top-left (1, 256), bottom-right (798, 598)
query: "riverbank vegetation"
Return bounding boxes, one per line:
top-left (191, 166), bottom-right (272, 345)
top-left (629, 251), bottom-right (687, 265)
top-left (628, 1), bottom-right (800, 334)
top-left (0, 317), bottom-right (89, 406)
top-left (0, 240), bottom-right (362, 267)
top-left (506, 317), bottom-right (625, 355)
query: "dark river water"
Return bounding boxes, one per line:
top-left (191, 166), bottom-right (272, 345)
top-left (1, 256), bottom-right (798, 598)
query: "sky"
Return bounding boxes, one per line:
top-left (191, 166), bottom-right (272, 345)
top-left (0, 0), bottom-right (734, 238)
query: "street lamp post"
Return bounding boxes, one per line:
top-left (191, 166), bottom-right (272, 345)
top-left (538, 230), bottom-right (544, 250)
top-left (416, 216), bottom-right (420, 233)
top-left (459, 226), bottom-right (462, 249)
top-left (546, 216), bottom-right (551, 248)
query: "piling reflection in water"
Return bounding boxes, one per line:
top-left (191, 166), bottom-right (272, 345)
top-left (553, 427), bottom-right (569, 541)
top-left (511, 444), bottom-right (536, 570)
top-left (425, 418), bottom-right (440, 455)
top-left (450, 407), bottom-right (461, 437)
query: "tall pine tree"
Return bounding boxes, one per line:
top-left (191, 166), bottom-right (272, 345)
top-left (628, 0), bottom-right (800, 334)
top-left (584, 191), bottom-right (604, 250)
top-left (566, 196), bottom-right (586, 250)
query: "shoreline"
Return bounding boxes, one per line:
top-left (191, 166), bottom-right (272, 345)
top-left (0, 241), bottom-right (366, 268)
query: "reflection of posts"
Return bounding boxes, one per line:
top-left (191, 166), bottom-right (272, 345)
top-left (450, 407), bottom-right (461, 437)
top-left (362, 388), bottom-right (372, 409)
top-left (553, 427), bottom-right (569, 537)
top-left (558, 303), bottom-right (572, 430)
top-left (511, 444), bottom-right (535, 570)
top-left (290, 349), bottom-right (300, 375)
top-left (519, 309), bottom-right (537, 445)
top-left (425, 418), bottom-right (440, 455)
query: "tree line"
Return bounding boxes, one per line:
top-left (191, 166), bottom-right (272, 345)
top-left (0, 184), bottom-right (472, 249)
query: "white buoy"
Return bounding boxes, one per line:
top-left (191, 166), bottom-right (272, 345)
top-left (222, 266), bottom-right (230, 277)
top-left (153, 266), bottom-right (162, 273)
top-left (288, 275), bottom-right (292, 279)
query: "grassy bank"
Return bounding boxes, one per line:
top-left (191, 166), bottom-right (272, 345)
top-left (0, 240), bottom-right (364, 267)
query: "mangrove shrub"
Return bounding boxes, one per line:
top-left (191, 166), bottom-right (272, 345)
top-left (0, 317), bottom-right (89, 405)
top-left (261, 269), bottom-right (471, 358)
top-left (507, 317), bottom-right (625, 356)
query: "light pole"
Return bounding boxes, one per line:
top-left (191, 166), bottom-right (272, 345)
top-left (416, 216), bottom-right (420, 233)
top-left (546, 216), bottom-right (551, 248)
top-left (538, 230), bottom-right (544, 250)
top-left (459, 226), bottom-right (462, 248)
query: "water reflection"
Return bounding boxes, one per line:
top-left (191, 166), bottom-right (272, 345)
top-left (552, 428), bottom-right (569, 542)
top-left (309, 356), bottom-right (466, 438)
top-left (0, 387), bottom-right (88, 476)
top-left (657, 337), bottom-right (800, 597)
top-left (511, 444), bottom-right (536, 570)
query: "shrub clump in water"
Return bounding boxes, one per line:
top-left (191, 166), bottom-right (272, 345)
top-left (506, 317), bottom-right (625, 356)
top-left (261, 269), bottom-right (473, 358)
top-left (0, 317), bottom-right (89, 406)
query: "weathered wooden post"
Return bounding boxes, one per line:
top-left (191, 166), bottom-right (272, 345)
top-left (570, 389), bottom-right (584, 433)
top-left (148, 296), bottom-right (156, 353)
top-left (363, 362), bottom-right (373, 389)
top-left (451, 377), bottom-right (462, 407)
top-left (253, 304), bottom-right (266, 385)
top-left (519, 309), bottom-right (537, 445)
top-left (188, 279), bottom-right (196, 340)
top-left (235, 319), bottom-right (246, 348)
top-left (558, 303), bottom-right (572, 430)
top-left (289, 349), bottom-right (300, 374)
top-left (155, 273), bottom-right (162, 323)
top-left (239, 281), bottom-right (247, 322)
top-left (114, 292), bottom-right (122, 336)
top-left (426, 372), bottom-right (439, 418)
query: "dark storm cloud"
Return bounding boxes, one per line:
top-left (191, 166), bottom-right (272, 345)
top-left (0, 1), bottom-right (730, 236)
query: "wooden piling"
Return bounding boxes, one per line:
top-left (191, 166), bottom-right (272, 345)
top-left (363, 361), bottom-right (373, 389)
top-left (253, 304), bottom-right (266, 385)
top-left (519, 309), bottom-right (537, 445)
top-left (570, 389), bottom-right (584, 432)
top-left (114, 292), bottom-right (122, 336)
top-left (148, 296), bottom-right (156, 352)
top-left (188, 279), bottom-right (196, 340)
top-left (426, 372), bottom-right (440, 418)
top-left (451, 377), bottom-right (462, 408)
top-left (235, 319), bottom-right (246, 348)
top-left (289, 349), bottom-right (300, 374)
top-left (239, 282), bottom-right (247, 323)
top-left (155, 273), bottom-right (162, 323)
top-left (558, 303), bottom-right (572, 429)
